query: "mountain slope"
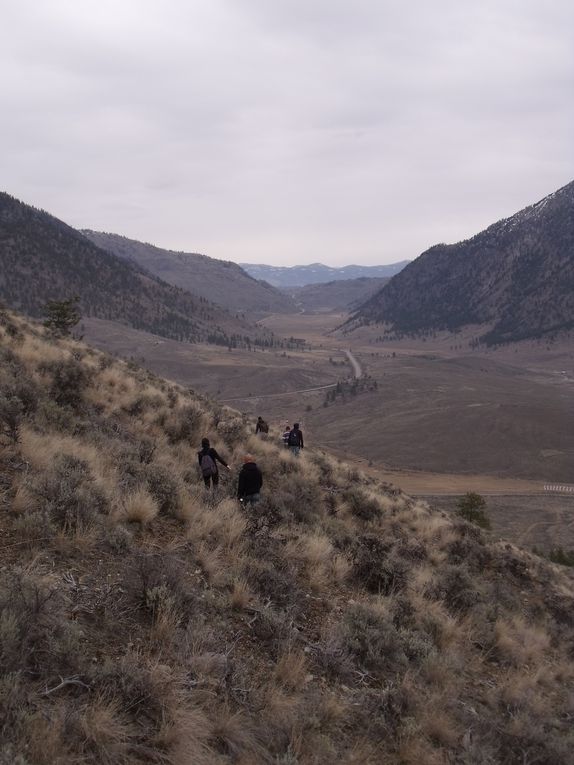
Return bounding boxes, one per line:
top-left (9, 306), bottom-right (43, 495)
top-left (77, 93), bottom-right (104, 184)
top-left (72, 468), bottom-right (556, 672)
top-left (0, 192), bottom-right (266, 346)
top-left (287, 276), bottom-right (389, 313)
top-left (1, 309), bottom-right (573, 764)
top-left (354, 181), bottom-right (574, 344)
top-left (82, 230), bottom-right (297, 315)
top-left (241, 261), bottom-right (409, 288)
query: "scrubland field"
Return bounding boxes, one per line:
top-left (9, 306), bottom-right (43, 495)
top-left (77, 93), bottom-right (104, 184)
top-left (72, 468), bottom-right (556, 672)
top-left (83, 310), bottom-right (574, 554)
top-left (2, 308), bottom-right (574, 764)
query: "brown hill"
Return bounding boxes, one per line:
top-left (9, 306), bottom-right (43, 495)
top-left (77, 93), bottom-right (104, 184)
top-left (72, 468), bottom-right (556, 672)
top-left (1, 308), bottom-right (573, 764)
top-left (82, 230), bottom-right (297, 316)
top-left (354, 180), bottom-right (574, 345)
top-left (0, 192), bottom-right (271, 348)
top-left (287, 276), bottom-right (389, 313)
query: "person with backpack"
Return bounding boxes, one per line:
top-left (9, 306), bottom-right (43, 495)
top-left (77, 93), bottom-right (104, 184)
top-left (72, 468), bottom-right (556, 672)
top-left (287, 423), bottom-right (304, 456)
top-left (282, 423), bottom-right (291, 449)
top-left (255, 416), bottom-right (269, 435)
top-left (237, 454), bottom-right (263, 504)
top-left (197, 437), bottom-right (230, 489)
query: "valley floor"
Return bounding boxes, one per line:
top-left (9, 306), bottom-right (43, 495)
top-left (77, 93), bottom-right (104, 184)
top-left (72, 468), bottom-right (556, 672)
top-left (83, 311), bottom-right (574, 553)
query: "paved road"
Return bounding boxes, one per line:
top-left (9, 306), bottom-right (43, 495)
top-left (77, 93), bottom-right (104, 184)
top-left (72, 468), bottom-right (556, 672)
top-left (220, 382), bottom-right (337, 403)
top-left (220, 347), bottom-right (362, 403)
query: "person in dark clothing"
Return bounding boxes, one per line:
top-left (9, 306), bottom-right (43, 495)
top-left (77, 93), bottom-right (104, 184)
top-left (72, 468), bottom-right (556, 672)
top-left (287, 423), bottom-right (304, 456)
top-left (255, 416), bottom-right (269, 434)
top-left (198, 437), bottom-right (230, 489)
top-left (237, 454), bottom-right (263, 504)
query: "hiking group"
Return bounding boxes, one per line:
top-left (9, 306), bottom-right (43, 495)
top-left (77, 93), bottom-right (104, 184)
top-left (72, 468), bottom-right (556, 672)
top-left (197, 436), bottom-right (263, 504)
top-left (197, 417), bottom-right (303, 505)
top-left (258, 416), bottom-right (304, 457)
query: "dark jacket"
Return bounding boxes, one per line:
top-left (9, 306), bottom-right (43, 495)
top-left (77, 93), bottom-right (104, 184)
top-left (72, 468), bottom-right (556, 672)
top-left (237, 462), bottom-right (263, 498)
top-left (288, 427), bottom-right (304, 448)
top-left (197, 447), bottom-right (228, 474)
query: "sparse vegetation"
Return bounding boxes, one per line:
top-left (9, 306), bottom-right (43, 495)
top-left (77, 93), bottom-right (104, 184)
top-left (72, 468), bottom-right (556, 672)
top-left (0, 309), bottom-right (573, 764)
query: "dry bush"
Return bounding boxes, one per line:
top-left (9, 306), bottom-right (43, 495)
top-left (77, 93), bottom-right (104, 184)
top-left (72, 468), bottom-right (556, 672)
top-left (285, 532), bottom-right (333, 589)
top-left (316, 603), bottom-right (408, 683)
top-left (209, 707), bottom-right (266, 762)
top-left (164, 403), bottom-right (204, 444)
top-left (74, 697), bottom-right (133, 764)
top-left (119, 488), bottom-right (159, 526)
top-left (352, 534), bottom-right (409, 595)
top-left (0, 569), bottom-right (81, 681)
top-left (145, 462), bottom-right (184, 515)
top-left (40, 357), bottom-right (91, 408)
top-left (27, 454), bottom-right (109, 533)
top-left (343, 487), bottom-right (383, 521)
top-left (494, 616), bottom-right (551, 666)
top-left (273, 651), bottom-right (309, 692)
top-left (229, 578), bottom-right (252, 611)
top-left (426, 565), bottom-right (482, 615)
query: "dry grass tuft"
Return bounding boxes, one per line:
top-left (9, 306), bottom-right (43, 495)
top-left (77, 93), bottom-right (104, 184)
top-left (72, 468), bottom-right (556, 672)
top-left (120, 488), bottom-right (160, 526)
top-left (273, 650), bottom-right (309, 692)
top-left (229, 577), bottom-right (252, 611)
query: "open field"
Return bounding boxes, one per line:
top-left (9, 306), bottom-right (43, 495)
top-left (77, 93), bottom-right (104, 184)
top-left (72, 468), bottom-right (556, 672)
top-left (85, 313), bottom-right (574, 485)
top-left (423, 494), bottom-right (574, 553)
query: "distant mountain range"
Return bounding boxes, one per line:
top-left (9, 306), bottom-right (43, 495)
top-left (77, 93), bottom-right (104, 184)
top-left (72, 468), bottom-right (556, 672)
top-left (0, 193), bottom-right (270, 347)
top-left (287, 276), bottom-right (389, 313)
top-left (354, 180), bottom-right (574, 345)
top-left (240, 261), bottom-right (409, 288)
top-left (82, 231), bottom-right (296, 315)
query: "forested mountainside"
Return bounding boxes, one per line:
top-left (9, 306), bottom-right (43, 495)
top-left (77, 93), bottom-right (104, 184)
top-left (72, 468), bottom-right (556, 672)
top-left (287, 276), bottom-right (389, 313)
top-left (354, 180), bottom-right (574, 345)
top-left (241, 261), bottom-right (409, 288)
top-left (82, 231), bottom-right (297, 315)
top-left (1, 308), bottom-right (573, 764)
top-left (0, 193), bottom-right (270, 348)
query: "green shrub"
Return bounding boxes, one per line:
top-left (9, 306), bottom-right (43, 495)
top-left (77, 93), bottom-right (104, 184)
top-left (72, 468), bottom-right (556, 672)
top-left (456, 492), bottom-right (491, 529)
top-left (548, 547), bottom-right (574, 567)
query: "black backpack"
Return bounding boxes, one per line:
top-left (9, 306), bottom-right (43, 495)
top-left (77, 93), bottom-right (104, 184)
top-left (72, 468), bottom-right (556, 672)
top-left (259, 420), bottom-right (269, 433)
top-left (288, 429), bottom-right (299, 446)
top-left (200, 452), bottom-right (217, 477)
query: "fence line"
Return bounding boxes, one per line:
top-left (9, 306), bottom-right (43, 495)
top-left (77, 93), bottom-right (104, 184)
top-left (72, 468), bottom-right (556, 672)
top-left (544, 485), bottom-right (574, 493)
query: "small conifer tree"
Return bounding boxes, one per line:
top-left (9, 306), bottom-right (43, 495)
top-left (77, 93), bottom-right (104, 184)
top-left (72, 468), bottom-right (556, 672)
top-left (456, 491), bottom-right (491, 529)
top-left (43, 297), bottom-right (81, 337)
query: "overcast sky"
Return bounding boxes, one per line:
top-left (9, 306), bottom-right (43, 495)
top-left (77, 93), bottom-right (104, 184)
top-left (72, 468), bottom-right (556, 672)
top-left (2, 0), bottom-right (573, 266)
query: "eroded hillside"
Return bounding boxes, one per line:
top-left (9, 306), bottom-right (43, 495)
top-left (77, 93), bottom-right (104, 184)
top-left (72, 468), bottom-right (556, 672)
top-left (1, 308), bottom-right (573, 764)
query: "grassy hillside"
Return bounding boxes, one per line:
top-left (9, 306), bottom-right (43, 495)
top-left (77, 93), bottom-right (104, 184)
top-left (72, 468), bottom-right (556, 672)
top-left (0, 192), bottom-right (270, 348)
top-left (1, 308), bottom-right (573, 764)
top-left (82, 231), bottom-right (297, 316)
top-left (286, 277), bottom-right (389, 313)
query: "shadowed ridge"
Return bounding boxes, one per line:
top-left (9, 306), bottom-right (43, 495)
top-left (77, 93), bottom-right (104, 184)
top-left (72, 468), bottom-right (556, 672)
top-left (352, 180), bottom-right (574, 345)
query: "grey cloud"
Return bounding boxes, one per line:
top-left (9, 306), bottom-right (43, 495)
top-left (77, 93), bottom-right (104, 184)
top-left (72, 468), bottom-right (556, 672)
top-left (1, 0), bottom-right (573, 265)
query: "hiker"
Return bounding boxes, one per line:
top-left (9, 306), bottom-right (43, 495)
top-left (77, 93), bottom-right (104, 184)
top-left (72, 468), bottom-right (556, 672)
top-left (255, 416), bottom-right (269, 435)
top-left (237, 454), bottom-right (263, 504)
top-left (282, 423), bottom-right (291, 449)
top-left (197, 437), bottom-right (230, 489)
top-left (287, 423), bottom-right (304, 456)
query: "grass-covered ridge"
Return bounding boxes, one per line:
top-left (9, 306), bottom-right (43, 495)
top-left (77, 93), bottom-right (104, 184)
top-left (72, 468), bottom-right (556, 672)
top-left (1, 308), bottom-right (573, 764)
